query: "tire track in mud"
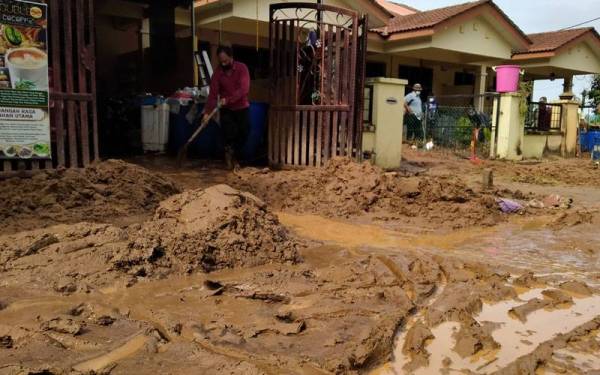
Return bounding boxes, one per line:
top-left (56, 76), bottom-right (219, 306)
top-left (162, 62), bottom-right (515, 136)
top-left (192, 336), bottom-right (332, 375)
top-left (373, 254), bottom-right (448, 375)
top-left (73, 333), bottom-right (149, 373)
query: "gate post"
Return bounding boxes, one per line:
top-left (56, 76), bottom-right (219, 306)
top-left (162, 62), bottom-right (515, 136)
top-left (362, 78), bottom-right (407, 169)
top-left (558, 99), bottom-right (580, 157)
top-left (495, 92), bottom-right (523, 160)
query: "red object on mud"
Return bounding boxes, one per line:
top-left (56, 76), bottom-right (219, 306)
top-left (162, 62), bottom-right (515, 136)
top-left (470, 156), bottom-right (482, 165)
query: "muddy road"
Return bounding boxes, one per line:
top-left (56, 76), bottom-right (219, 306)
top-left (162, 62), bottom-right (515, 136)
top-left (1, 153), bottom-right (599, 374)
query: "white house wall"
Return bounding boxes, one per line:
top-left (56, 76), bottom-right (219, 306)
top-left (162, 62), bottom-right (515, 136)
top-left (230, 0), bottom-right (388, 27)
top-left (549, 41), bottom-right (600, 74)
top-left (431, 16), bottom-right (514, 60)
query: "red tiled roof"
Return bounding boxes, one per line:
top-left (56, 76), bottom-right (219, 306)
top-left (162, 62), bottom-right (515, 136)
top-left (515, 28), bottom-right (598, 54)
top-left (366, 0), bottom-right (396, 18)
top-left (373, 0), bottom-right (487, 34)
top-left (375, 0), bottom-right (419, 16)
top-left (371, 0), bottom-right (529, 46)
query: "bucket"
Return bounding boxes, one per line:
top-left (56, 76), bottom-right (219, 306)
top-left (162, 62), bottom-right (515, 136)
top-left (141, 103), bottom-right (170, 152)
top-left (494, 65), bottom-right (521, 93)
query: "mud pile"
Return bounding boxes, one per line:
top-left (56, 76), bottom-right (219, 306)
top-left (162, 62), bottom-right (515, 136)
top-left (0, 185), bottom-right (300, 292)
top-left (233, 158), bottom-right (508, 228)
top-left (0, 160), bottom-right (181, 233)
top-left (117, 184), bottom-right (301, 275)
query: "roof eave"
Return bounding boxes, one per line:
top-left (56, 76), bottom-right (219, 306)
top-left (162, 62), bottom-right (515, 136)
top-left (514, 28), bottom-right (600, 58)
top-left (385, 28), bottom-right (435, 41)
top-left (512, 51), bottom-right (555, 60)
top-left (377, 0), bottom-right (531, 49)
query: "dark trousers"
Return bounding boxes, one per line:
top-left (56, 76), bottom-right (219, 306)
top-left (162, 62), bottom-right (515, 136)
top-left (220, 108), bottom-right (249, 159)
top-left (405, 113), bottom-right (423, 140)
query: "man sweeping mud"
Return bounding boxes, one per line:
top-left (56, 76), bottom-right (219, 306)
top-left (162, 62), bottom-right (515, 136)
top-left (202, 46), bottom-right (250, 170)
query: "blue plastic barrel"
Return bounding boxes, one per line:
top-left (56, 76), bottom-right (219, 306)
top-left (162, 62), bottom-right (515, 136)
top-left (590, 132), bottom-right (600, 159)
top-left (243, 102), bottom-right (269, 160)
top-left (168, 103), bottom-right (224, 159)
top-left (581, 130), bottom-right (600, 152)
top-left (168, 102), bottom-right (269, 161)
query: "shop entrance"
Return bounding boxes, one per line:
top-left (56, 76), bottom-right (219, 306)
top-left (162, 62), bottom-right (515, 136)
top-left (94, 0), bottom-right (195, 158)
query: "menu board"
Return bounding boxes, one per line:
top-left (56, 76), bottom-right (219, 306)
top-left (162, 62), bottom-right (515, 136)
top-left (0, 0), bottom-right (50, 160)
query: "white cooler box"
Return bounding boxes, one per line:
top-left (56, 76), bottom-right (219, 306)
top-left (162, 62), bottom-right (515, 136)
top-left (141, 103), bottom-right (170, 152)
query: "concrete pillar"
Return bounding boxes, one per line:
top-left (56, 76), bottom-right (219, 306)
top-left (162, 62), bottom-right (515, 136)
top-left (559, 99), bottom-right (581, 157)
top-left (495, 92), bottom-right (523, 160)
top-left (490, 97), bottom-right (499, 159)
top-left (473, 65), bottom-right (488, 111)
top-left (560, 75), bottom-right (574, 100)
top-left (362, 77), bottom-right (408, 170)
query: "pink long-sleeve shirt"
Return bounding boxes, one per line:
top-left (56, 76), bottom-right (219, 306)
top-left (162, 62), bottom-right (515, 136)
top-left (205, 61), bottom-right (250, 112)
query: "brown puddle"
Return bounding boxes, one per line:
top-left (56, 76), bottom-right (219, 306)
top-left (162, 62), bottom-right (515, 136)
top-left (278, 212), bottom-right (600, 288)
top-left (377, 289), bottom-right (600, 374)
top-left (277, 212), bottom-right (501, 251)
top-left (277, 212), bottom-right (412, 249)
top-left (278, 213), bottom-right (600, 373)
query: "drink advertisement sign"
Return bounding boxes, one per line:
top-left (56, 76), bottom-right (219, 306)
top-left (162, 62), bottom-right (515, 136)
top-left (0, 0), bottom-right (50, 160)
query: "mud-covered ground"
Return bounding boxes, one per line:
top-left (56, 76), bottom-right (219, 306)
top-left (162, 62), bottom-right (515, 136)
top-left (1, 152), bottom-right (599, 374)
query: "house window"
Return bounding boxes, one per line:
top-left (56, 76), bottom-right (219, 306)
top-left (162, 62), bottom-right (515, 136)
top-left (366, 61), bottom-right (387, 78)
top-left (454, 71), bottom-right (475, 86)
top-left (363, 85), bottom-right (374, 126)
top-left (232, 44), bottom-right (270, 80)
top-left (398, 65), bottom-right (433, 98)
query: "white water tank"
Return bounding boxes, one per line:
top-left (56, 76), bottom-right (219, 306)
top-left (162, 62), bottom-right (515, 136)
top-left (141, 103), bottom-right (170, 152)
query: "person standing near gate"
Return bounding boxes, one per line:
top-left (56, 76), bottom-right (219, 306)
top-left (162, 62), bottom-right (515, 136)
top-left (537, 97), bottom-right (552, 131)
top-left (404, 83), bottom-right (423, 141)
top-left (202, 45), bottom-right (251, 170)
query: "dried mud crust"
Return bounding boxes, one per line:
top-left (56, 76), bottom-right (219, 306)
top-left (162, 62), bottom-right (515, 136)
top-left (0, 243), bottom-right (513, 374)
top-left (231, 158), bottom-right (531, 228)
top-left (392, 256), bottom-right (600, 373)
top-left (0, 185), bottom-right (300, 292)
top-left (494, 158), bottom-right (600, 187)
top-left (400, 148), bottom-right (600, 188)
top-left (0, 240), bottom-right (598, 374)
top-left (0, 160), bottom-right (181, 234)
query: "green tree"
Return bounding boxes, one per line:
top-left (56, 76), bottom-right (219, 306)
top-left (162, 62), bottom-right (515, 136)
top-left (587, 74), bottom-right (600, 107)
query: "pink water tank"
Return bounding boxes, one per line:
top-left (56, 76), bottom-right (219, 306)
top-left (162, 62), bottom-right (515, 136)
top-left (495, 65), bottom-right (521, 93)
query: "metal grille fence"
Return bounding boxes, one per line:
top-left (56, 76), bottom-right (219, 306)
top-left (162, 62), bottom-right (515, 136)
top-left (407, 94), bottom-right (499, 156)
top-left (524, 102), bottom-right (562, 133)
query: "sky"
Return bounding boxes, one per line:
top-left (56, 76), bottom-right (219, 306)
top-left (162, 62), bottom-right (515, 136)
top-left (391, 0), bottom-right (600, 101)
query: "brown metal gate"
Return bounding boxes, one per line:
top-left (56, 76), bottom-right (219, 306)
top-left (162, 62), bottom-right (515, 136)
top-left (268, 3), bottom-right (367, 167)
top-left (1, 0), bottom-right (98, 176)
